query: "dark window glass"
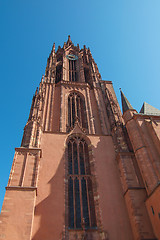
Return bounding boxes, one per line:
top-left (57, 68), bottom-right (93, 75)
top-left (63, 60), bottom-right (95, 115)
top-left (69, 59), bottom-right (77, 82)
top-left (68, 137), bottom-right (96, 229)
top-left (81, 178), bottom-right (90, 227)
top-left (68, 177), bottom-right (74, 228)
top-left (79, 142), bottom-right (85, 174)
top-left (151, 206), bottom-right (155, 215)
top-left (56, 65), bottom-right (62, 83)
top-left (68, 142), bottom-right (72, 174)
top-left (73, 142), bottom-right (78, 174)
top-left (67, 93), bottom-right (88, 132)
top-left (75, 178), bottom-right (81, 228)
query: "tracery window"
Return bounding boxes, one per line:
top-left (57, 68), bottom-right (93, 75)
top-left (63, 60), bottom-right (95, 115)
top-left (68, 93), bottom-right (88, 131)
top-left (69, 59), bottom-right (77, 82)
top-left (68, 136), bottom-right (97, 229)
top-left (55, 64), bottom-right (62, 83)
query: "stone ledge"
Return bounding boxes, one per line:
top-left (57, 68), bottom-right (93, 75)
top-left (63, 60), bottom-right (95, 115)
top-left (15, 147), bottom-right (42, 157)
top-left (100, 80), bottom-right (112, 84)
top-left (6, 186), bottom-right (37, 195)
top-left (123, 187), bottom-right (146, 196)
top-left (15, 147), bottom-right (41, 152)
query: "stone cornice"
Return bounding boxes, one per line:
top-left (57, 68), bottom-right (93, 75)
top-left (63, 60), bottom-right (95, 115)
top-left (133, 113), bottom-right (160, 120)
top-left (42, 131), bottom-right (112, 137)
top-left (100, 80), bottom-right (113, 84)
top-left (59, 80), bottom-right (90, 89)
top-left (123, 187), bottom-right (146, 197)
top-left (6, 186), bottom-right (37, 195)
top-left (15, 147), bottom-right (42, 157)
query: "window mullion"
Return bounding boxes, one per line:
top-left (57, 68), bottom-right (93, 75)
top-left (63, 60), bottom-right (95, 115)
top-left (73, 177), bottom-right (76, 228)
top-left (74, 61), bottom-right (76, 82)
top-left (71, 61), bottom-right (73, 81)
top-left (86, 177), bottom-right (92, 228)
top-left (71, 61), bottom-right (73, 82)
top-left (68, 98), bottom-right (71, 128)
top-left (69, 60), bottom-right (71, 82)
top-left (75, 95), bottom-right (78, 119)
top-left (70, 97), bottom-right (73, 128)
top-left (72, 61), bottom-right (74, 81)
top-left (77, 140), bottom-right (83, 228)
top-left (72, 96), bottom-right (75, 127)
top-left (82, 143), bottom-right (86, 175)
top-left (77, 140), bottom-right (81, 175)
top-left (79, 98), bottom-right (82, 126)
top-left (70, 60), bottom-right (72, 82)
top-left (71, 142), bottom-right (74, 175)
top-left (79, 177), bottom-right (83, 229)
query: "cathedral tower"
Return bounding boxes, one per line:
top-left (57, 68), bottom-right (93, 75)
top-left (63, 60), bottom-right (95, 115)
top-left (0, 36), bottom-right (159, 240)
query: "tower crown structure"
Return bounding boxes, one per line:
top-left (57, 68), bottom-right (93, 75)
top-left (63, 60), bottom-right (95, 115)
top-left (1, 37), bottom-right (160, 240)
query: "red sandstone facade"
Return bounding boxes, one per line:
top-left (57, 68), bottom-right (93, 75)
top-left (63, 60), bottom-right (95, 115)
top-left (0, 36), bottom-right (160, 240)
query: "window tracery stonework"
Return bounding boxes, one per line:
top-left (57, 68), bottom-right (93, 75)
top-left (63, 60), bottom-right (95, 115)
top-left (67, 136), bottom-right (96, 229)
top-left (67, 93), bottom-right (88, 133)
top-left (64, 135), bottom-right (105, 240)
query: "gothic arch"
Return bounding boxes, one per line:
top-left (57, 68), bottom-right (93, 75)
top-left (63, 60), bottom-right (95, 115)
top-left (66, 51), bottom-right (78, 82)
top-left (67, 91), bottom-right (88, 132)
top-left (64, 134), bottom-right (98, 233)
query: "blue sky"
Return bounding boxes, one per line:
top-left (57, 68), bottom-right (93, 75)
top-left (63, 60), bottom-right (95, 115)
top-left (0, 0), bottom-right (160, 210)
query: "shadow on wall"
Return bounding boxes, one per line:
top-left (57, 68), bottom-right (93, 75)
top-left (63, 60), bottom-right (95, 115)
top-left (32, 135), bottom-right (133, 240)
top-left (32, 152), bottom-right (65, 240)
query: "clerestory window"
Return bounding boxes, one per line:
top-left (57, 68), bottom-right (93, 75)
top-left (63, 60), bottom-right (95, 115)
top-left (68, 93), bottom-right (88, 131)
top-left (68, 136), bottom-right (97, 229)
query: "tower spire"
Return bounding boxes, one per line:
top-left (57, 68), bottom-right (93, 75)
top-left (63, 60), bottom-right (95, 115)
top-left (52, 43), bottom-right (55, 53)
top-left (120, 89), bottom-right (133, 114)
top-left (67, 35), bottom-right (72, 45)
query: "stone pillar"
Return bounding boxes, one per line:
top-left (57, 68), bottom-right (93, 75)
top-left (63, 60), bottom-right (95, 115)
top-left (0, 148), bottom-right (41, 240)
top-left (123, 109), bottom-right (158, 194)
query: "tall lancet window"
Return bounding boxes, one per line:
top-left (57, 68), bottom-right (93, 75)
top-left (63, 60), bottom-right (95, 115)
top-left (68, 136), bottom-right (97, 229)
top-left (68, 93), bottom-right (88, 131)
top-left (66, 54), bottom-right (78, 82)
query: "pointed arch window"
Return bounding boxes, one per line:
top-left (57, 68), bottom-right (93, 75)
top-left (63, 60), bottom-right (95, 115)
top-left (68, 93), bottom-right (88, 132)
top-left (68, 136), bottom-right (97, 229)
top-left (69, 59), bottom-right (77, 82)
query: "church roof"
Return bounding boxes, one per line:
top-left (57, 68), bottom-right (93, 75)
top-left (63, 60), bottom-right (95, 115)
top-left (140, 102), bottom-right (160, 116)
top-left (120, 89), bottom-right (133, 113)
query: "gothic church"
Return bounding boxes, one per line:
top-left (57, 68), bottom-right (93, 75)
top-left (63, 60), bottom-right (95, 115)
top-left (0, 36), bottom-right (160, 240)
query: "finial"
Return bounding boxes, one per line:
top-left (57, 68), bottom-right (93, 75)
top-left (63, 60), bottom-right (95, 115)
top-left (63, 42), bottom-right (66, 48)
top-left (68, 35), bottom-right (71, 41)
top-left (67, 35), bottom-right (72, 45)
top-left (35, 87), bottom-right (38, 96)
top-left (52, 43), bottom-right (55, 52)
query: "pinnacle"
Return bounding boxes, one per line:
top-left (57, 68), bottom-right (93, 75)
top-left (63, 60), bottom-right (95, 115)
top-left (120, 89), bottom-right (133, 114)
top-left (67, 35), bottom-right (72, 45)
top-left (52, 43), bottom-right (55, 52)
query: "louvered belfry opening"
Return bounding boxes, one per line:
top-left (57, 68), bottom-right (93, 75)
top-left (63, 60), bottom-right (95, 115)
top-left (55, 54), bottom-right (63, 84)
top-left (68, 136), bottom-right (97, 229)
top-left (69, 59), bottom-right (77, 82)
top-left (68, 93), bottom-right (88, 131)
